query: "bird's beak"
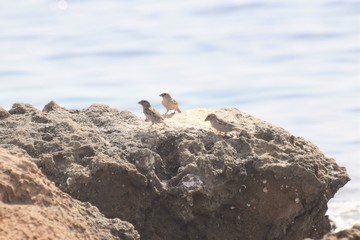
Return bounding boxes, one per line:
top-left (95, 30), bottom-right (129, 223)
top-left (138, 101), bottom-right (141, 104)
top-left (205, 116), bottom-right (209, 121)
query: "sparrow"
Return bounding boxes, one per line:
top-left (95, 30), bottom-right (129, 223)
top-left (205, 113), bottom-right (240, 136)
top-left (138, 100), bottom-right (167, 126)
top-left (159, 93), bottom-right (181, 115)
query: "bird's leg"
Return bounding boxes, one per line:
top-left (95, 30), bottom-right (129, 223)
top-left (165, 110), bottom-right (169, 115)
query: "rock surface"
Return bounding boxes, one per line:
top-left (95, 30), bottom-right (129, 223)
top-left (0, 106), bottom-right (10, 119)
top-left (322, 224), bottom-right (360, 240)
top-left (0, 148), bottom-right (139, 240)
top-left (0, 102), bottom-right (350, 240)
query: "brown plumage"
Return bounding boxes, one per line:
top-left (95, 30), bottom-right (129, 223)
top-left (138, 100), bottom-right (167, 126)
top-left (159, 93), bottom-right (181, 114)
top-left (205, 113), bottom-right (240, 136)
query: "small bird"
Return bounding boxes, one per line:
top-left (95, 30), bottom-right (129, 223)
top-left (159, 93), bottom-right (181, 115)
top-left (138, 100), bottom-right (167, 126)
top-left (205, 113), bottom-right (240, 136)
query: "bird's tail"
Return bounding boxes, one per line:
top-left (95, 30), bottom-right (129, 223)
top-left (176, 107), bottom-right (182, 113)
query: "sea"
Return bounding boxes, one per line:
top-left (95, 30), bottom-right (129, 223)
top-left (0, 0), bottom-right (359, 231)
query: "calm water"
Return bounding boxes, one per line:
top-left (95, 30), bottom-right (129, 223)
top-left (1, 0), bottom-right (359, 229)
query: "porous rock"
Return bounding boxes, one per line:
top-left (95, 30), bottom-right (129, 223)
top-left (0, 106), bottom-right (10, 119)
top-left (321, 224), bottom-right (360, 240)
top-left (0, 102), bottom-right (350, 240)
top-left (0, 148), bottom-right (139, 240)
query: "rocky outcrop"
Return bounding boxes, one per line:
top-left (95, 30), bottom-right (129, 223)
top-left (320, 224), bottom-right (360, 240)
top-left (0, 102), bottom-right (350, 240)
top-left (0, 148), bottom-right (139, 240)
top-left (0, 106), bottom-right (10, 119)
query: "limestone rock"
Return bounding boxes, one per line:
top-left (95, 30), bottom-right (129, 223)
top-left (0, 148), bottom-right (139, 240)
top-left (9, 102), bottom-right (39, 115)
top-left (0, 106), bottom-right (10, 119)
top-left (318, 224), bottom-right (360, 240)
top-left (0, 102), bottom-right (350, 240)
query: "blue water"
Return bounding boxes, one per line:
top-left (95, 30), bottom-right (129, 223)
top-left (1, 0), bottom-right (359, 229)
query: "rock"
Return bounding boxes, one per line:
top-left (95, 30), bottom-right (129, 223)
top-left (43, 100), bottom-right (66, 112)
top-left (0, 148), bottom-right (140, 240)
top-left (0, 102), bottom-right (350, 240)
top-left (319, 224), bottom-right (360, 240)
top-left (0, 106), bottom-right (10, 119)
top-left (9, 102), bottom-right (39, 115)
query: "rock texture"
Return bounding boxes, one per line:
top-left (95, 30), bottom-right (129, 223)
top-left (0, 102), bottom-right (350, 240)
top-left (0, 148), bottom-right (139, 240)
top-left (322, 224), bottom-right (360, 240)
top-left (0, 106), bottom-right (10, 119)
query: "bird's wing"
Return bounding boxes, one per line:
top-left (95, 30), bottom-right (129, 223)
top-left (171, 98), bottom-right (178, 105)
top-left (150, 107), bottom-right (164, 120)
top-left (218, 118), bottom-right (240, 130)
top-left (218, 118), bottom-right (233, 126)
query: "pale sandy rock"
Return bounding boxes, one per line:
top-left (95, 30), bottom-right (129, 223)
top-left (0, 101), bottom-right (350, 240)
top-left (325, 224), bottom-right (360, 240)
top-left (0, 106), bottom-right (10, 119)
top-left (306, 224), bottom-right (360, 240)
top-left (0, 148), bottom-right (139, 240)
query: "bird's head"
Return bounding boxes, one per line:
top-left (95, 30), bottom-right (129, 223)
top-left (159, 93), bottom-right (171, 99)
top-left (138, 100), bottom-right (151, 108)
top-left (205, 113), bottom-right (217, 121)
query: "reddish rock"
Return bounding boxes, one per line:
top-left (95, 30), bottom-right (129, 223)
top-left (0, 148), bottom-right (139, 240)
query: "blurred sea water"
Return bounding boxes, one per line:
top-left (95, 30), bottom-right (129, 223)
top-left (0, 0), bottom-right (359, 230)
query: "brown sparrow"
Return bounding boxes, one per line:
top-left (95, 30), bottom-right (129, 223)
top-left (138, 100), bottom-right (167, 126)
top-left (205, 113), bottom-right (240, 136)
top-left (159, 93), bottom-right (181, 114)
